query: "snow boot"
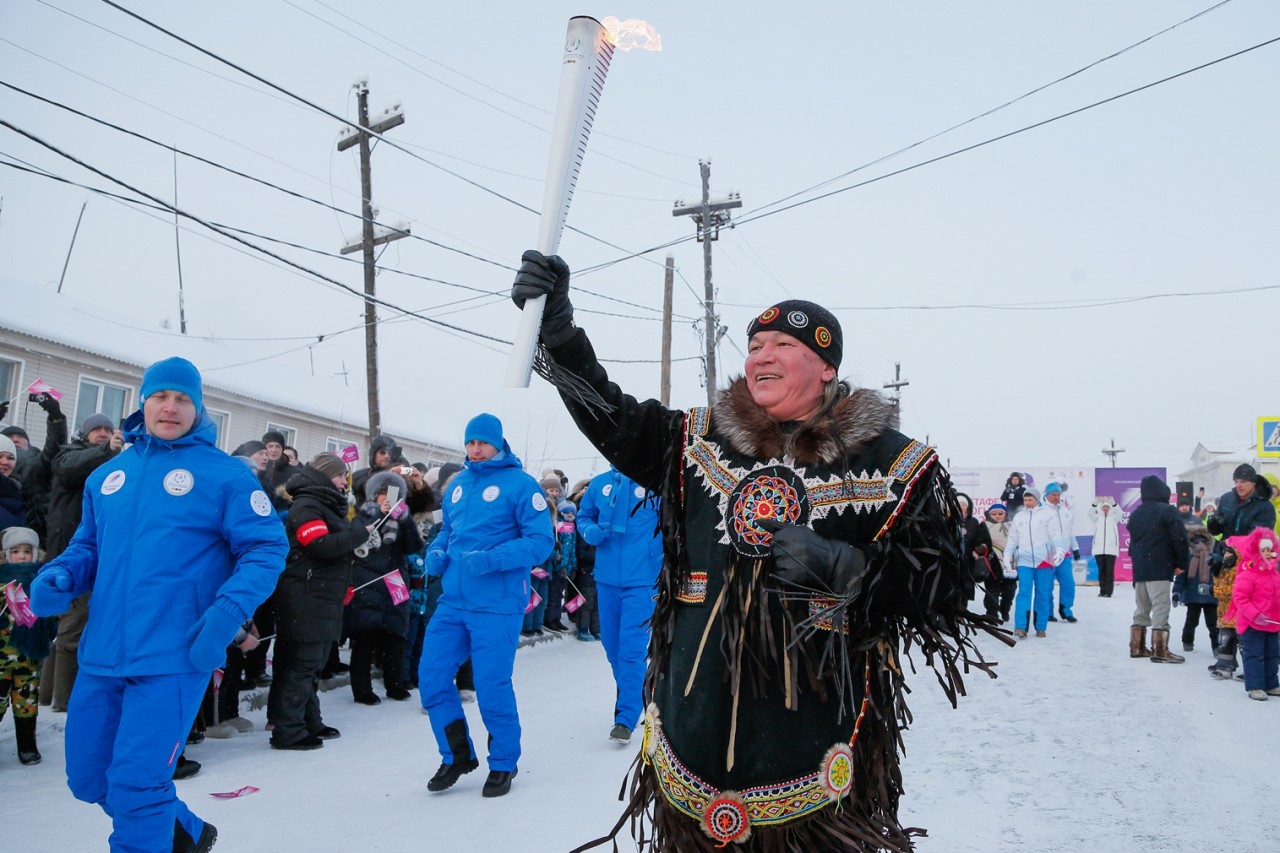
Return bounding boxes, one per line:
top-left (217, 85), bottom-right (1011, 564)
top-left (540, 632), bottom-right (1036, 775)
top-left (1059, 605), bottom-right (1078, 623)
top-left (1129, 626), bottom-right (1152, 658)
top-left (1248, 689), bottom-right (1268, 701)
top-left (428, 720), bottom-right (479, 792)
top-left (1150, 629), bottom-right (1185, 664)
top-left (609, 724), bottom-right (632, 744)
top-left (173, 819), bottom-right (218, 853)
top-left (482, 768), bottom-right (517, 798)
top-left (14, 716), bottom-right (41, 765)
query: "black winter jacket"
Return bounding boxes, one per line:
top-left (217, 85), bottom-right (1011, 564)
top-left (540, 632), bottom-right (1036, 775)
top-left (1209, 482), bottom-right (1277, 554)
top-left (277, 465), bottom-right (369, 644)
top-left (11, 412), bottom-right (68, 541)
top-left (1128, 476), bottom-right (1190, 583)
top-left (45, 438), bottom-right (119, 559)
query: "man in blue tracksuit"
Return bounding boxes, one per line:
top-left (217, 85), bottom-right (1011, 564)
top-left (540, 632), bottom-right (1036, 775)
top-left (576, 466), bottom-right (662, 744)
top-left (419, 413), bottom-right (554, 798)
top-left (28, 357), bottom-right (288, 853)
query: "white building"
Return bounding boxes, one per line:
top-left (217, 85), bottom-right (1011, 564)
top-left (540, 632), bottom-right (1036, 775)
top-left (0, 281), bottom-right (461, 467)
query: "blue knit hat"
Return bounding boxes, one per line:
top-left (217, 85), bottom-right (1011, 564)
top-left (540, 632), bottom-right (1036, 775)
top-left (1043, 482), bottom-right (1062, 496)
top-left (989, 503), bottom-right (1007, 513)
top-left (464, 413), bottom-right (503, 449)
top-left (141, 357), bottom-right (204, 413)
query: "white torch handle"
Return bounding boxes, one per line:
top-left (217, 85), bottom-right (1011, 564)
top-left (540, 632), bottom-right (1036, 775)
top-left (505, 16), bottom-right (615, 388)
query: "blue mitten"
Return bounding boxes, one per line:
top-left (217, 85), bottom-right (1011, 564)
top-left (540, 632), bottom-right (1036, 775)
top-left (28, 567), bottom-right (74, 616)
top-left (187, 605), bottom-right (244, 672)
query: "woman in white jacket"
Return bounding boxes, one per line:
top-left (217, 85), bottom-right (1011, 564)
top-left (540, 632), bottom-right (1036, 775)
top-left (1089, 500), bottom-right (1122, 598)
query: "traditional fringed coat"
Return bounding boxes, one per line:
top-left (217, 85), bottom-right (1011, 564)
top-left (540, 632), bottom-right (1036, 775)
top-left (544, 329), bottom-right (997, 852)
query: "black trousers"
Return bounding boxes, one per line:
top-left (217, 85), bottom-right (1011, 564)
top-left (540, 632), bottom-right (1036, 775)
top-left (266, 639), bottom-right (328, 746)
top-left (1181, 603), bottom-right (1219, 648)
top-left (218, 646), bottom-right (246, 722)
top-left (243, 595), bottom-right (275, 680)
top-left (1095, 555), bottom-right (1117, 596)
top-left (350, 630), bottom-right (407, 698)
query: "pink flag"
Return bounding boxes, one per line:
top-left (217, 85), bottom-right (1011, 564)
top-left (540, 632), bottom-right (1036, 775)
top-left (389, 499), bottom-right (408, 520)
top-left (531, 566), bottom-right (549, 580)
top-left (383, 572), bottom-right (410, 605)
top-left (564, 593), bottom-right (586, 614)
top-left (340, 444), bottom-right (360, 463)
top-left (210, 786), bottom-right (260, 799)
top-left (3, 581), bottom-right (37, 628)
top-left (25, 378), bottom-right (63, 401)
top-left (524, 590), bottom-right (543, 614)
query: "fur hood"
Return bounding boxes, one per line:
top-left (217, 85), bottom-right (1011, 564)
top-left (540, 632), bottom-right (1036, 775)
top-left (713, 377), bottom-right (899, 466)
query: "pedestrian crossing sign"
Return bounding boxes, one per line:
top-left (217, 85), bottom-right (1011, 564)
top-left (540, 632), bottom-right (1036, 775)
top-left (1258, 417), bottom-right (1280, 457)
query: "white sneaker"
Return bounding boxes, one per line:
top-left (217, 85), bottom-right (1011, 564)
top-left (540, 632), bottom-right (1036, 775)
top-left (1268, 687), bottom-right (1280, 697)
top-left (228, 717), bottom-right (256, 733)
top-left (1248, 689), bottom-right (1268, 701)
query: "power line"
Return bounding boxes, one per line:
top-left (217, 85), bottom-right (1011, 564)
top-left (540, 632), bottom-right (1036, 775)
top-left (572, 32), bottom-right (1280, 276)
top-left (95, 0), bottom-right (672, 270)
top-left (748, 0), bottom-right (1238, 217)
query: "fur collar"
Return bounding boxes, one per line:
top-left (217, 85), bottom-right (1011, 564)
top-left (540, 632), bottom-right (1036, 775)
top-left (711, 377), bottom-right (899, 466)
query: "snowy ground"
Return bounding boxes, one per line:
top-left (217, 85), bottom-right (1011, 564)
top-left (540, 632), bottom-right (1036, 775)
top-left (4, 592), bottom-right (1279, 852)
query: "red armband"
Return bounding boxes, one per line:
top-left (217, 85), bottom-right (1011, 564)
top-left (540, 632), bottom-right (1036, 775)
top-left (296, 519), bottom-right (329, 546)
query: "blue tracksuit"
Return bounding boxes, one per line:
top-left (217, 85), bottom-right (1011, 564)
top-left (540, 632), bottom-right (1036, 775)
top-left (33, 409), bottom-right (287, 852)
top-left (419, 444), bottom-right (554, 772)
top-left (577, 469), bottom-right (662, 728)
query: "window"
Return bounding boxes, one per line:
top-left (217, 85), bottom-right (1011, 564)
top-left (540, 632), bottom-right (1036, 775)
top-left (325, 436), bottom-right (358, 455)
top-left (0, 357), bottom-right (21, 409)
top-left (265, 422), bottom-right (296, 447)
top-left (74, 376), bottom-right (131, 430)
top-left (207, 409), bottom-right (231, 450)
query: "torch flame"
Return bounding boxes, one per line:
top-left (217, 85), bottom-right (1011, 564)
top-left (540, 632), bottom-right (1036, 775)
top-left (601, 17), bottom-right (662, 52)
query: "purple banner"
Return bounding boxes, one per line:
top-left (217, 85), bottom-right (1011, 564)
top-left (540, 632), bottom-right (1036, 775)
top-left (1094, 467), bottom-right (1167, 583)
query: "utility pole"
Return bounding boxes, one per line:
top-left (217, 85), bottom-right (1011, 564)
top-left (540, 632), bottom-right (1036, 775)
top-left (661, 255), bottom-right (674, 406)
top-left (883, 362), bottom-right (909, 408)
top-left (673, 159), bottom-right (740, 407)
top-left (337, 78), bottom-right (407, 441)
top-left (56, 202), bottom-right (87, 294)
top-left (1101, 438), bottom-right (1126, 468)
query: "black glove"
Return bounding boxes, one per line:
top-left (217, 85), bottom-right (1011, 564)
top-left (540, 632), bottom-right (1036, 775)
top-left (511, 250), bottom-right (576, 347)
top-left (758, 519), bottom-right (867, 595)
top-left (1072, 549), bottom-right (1081, 560)
top-left (0, 400), bottom-right (8, 421)
top-left (34, 393), bottom-right (61, 417)
top-left (1206, 512), bottom-right (1225, 537)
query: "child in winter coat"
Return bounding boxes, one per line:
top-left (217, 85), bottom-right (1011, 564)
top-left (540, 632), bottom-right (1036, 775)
top-left (1225, 527), bottom-right (1280, 700)
top-left (1173, 522), bottom-right (1219, 653)
top-left (0, 526), bottom-right (58, 765)
top-left (1211, 537), bottom-right (1243, 679)
top-left (346, 470), bottom-right (424, 704)
top-left (572, 519), bottom-right (601, 641)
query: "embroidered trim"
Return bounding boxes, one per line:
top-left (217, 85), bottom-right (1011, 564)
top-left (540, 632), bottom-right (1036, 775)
top-left (676, 571), bottom-right (709, 604)
top-left (807, 477), bottom-right (893, 516)
top-left (874, 450), bottom-right (939, 541)
top-left (688, 406), bottom-right (711, 438)
top-left (686, 441), bottom-right (740, 499)
top-left (807, 596), bottom-right (848, 634)
top-left (702, 793), bottom-right (752, 845)
top-left (886, 439), bottom-right (930, 482)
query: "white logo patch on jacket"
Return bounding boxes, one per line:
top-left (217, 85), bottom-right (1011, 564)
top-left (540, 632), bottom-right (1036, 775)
top-left (532, 492), bottom-right (547, 512)
top-left (250, 491), bottom-right (272, 517)
top-left (634, 485), bottom-right (646, 499)
top-left (101, 470), bottom-right (126, 495)
top-left (602, 484), bottom-right (613, 497)
top-left (483, 485), bottom-right (501, 502)
top-left (451, 485), bottom-right (463, 504)
top-left (163, 469), bottom-right (194, 496)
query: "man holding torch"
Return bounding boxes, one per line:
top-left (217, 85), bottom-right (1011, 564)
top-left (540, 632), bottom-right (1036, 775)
top-left (511, 253), bottom-right (998, 851)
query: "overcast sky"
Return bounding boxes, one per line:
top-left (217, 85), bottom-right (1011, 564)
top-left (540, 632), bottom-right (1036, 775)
top-left (1, 0), bottom-right (1277, 480)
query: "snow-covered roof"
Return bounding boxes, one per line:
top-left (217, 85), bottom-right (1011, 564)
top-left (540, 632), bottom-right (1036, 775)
top-left (0, 277), bottom-right (452, 448)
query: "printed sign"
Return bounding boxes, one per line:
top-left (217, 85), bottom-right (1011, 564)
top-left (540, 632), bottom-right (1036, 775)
top-left (340, 444), bottom-right (360, 463)
top-left (383, 572), bottom-right (410, 606)
top-left (1258, 417), bottom-right (1280, 458)
top-left (3, 581), bottom-right (37, 628)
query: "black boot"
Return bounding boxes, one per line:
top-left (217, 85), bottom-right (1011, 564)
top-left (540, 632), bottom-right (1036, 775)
top-left (15, 716), bottom-right (41, 765)
top-left (482, 768), bottom-right (518, 798)
top-left (172, 818), bottom-right (218, 853)
top-left (427, 719), bottom-right (479, 792)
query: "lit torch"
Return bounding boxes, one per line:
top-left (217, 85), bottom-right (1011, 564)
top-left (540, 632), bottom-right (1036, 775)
top-left (504, 16), bottom-right (661, 388)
